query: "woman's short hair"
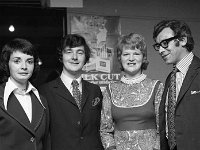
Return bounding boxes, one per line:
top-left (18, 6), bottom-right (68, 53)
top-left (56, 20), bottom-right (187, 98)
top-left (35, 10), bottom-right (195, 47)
top-left (57, 34), bottom-right (91, 64)
top-left (0, 38), bottom-right (40, 83)
top-left (117, 33), bottom-right (149, 71)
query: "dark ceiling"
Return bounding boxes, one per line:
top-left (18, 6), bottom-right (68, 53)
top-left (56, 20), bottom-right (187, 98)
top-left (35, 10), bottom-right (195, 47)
top-left (0, 6), bottom-right (65, 49)
top-left (0, 5), bottom-right (66, 68)
top-left (0, 0), bottom-right (42, 7)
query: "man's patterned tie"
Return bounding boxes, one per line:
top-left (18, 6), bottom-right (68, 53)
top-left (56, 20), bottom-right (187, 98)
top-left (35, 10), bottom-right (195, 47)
top-left (167, 65), bottom-right (178, 150)
top-left (72, 80), bottom-right (82, 111)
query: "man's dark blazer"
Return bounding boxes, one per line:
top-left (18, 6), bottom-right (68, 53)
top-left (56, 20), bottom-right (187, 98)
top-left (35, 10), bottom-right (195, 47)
top-left (39, 77), bottom-right (104, 150)
top-left (159, 55), bottom-right (200, 150)
top-left (0, 83), bottom-right (50, 150)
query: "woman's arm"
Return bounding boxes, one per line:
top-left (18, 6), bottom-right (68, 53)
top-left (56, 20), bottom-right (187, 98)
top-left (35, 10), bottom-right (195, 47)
top-left (154, 81), bottom-right (164, 150)
top-left (100, 85), bottom-right (116, 150)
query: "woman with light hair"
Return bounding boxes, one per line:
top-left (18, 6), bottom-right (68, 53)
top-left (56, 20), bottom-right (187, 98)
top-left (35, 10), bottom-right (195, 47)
top-left (100, 33), bottom-right (163, 150)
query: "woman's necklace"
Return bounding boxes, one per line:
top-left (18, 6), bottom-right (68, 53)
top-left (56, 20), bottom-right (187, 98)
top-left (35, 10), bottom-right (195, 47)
top-left (121, 73), bottom-right (147, 84)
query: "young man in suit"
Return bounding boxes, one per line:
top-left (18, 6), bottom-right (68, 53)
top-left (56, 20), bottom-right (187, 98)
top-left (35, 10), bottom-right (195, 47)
top-left (153, 20), bottom-right (200, 150)
top-left (39, 34), bottom-right (104, 150)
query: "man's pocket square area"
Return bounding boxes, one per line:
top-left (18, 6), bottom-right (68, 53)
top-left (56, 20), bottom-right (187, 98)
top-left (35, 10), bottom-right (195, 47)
top-left (92, 97), bottom-right (100, 106)
top-left (191, 90), bottom-right (200, 95)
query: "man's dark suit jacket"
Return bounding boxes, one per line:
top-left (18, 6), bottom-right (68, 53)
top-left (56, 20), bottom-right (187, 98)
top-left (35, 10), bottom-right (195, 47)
top-left (39, 77), bottom-right (104, 150)
top-left (0, 83), bottom-right (50, 150)
top-left (159, 55), bottom-right (200, 150)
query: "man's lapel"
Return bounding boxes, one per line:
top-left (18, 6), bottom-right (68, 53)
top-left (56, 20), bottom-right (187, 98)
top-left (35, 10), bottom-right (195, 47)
top-left (81, 79), bottom-right (89, 109)
top-left (53, 77), bottom-right (77, 106)
top-left (159, 74), bottom-right (170, 126)
top-left (176, 56), bottom-right (200, 105)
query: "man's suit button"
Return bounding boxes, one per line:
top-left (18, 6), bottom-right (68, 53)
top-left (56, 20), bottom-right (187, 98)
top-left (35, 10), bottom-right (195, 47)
top-left (77, 121), bottom-right (81, 125)
top-left (30, 137), bottom-right (35, 142)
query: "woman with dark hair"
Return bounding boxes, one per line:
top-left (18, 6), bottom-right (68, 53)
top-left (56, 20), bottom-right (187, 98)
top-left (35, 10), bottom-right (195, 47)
top-left (0, 38), bottom-right (50, 150)
top-left (100, 33), bottom-right (164, 150)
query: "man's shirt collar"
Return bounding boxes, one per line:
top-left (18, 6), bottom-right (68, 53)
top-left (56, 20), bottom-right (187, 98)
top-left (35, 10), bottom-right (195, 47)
top-left (60, 71), bottom-right (82, 89)
top-left (176, 52), bottom-right (194, 75)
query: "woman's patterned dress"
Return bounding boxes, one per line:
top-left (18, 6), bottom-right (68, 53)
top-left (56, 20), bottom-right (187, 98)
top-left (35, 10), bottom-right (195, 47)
top-left (100, 75), bottom-right (164, 150)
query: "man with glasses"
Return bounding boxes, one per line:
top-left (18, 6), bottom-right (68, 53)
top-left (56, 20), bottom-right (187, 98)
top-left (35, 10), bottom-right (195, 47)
top-left (153, 19), bottom-right (200, 150)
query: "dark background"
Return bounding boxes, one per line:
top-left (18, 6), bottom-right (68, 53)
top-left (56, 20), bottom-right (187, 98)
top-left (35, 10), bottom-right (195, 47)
top-left (0, 5), bottom-right (66, 86)
top-left (1, 0), bottom-right (200, 85)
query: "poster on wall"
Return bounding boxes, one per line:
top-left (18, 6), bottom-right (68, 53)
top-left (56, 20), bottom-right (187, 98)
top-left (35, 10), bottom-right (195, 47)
top-left (70, 15), bottom-right (121, 92)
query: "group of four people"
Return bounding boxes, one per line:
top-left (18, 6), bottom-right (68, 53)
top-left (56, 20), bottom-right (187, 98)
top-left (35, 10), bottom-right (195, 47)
top-left (0, 19), bottom-right (200, 150)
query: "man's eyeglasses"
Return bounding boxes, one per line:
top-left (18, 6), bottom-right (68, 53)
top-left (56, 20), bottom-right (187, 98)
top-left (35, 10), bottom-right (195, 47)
top-left (153, 35), bottom-right (179, 51)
